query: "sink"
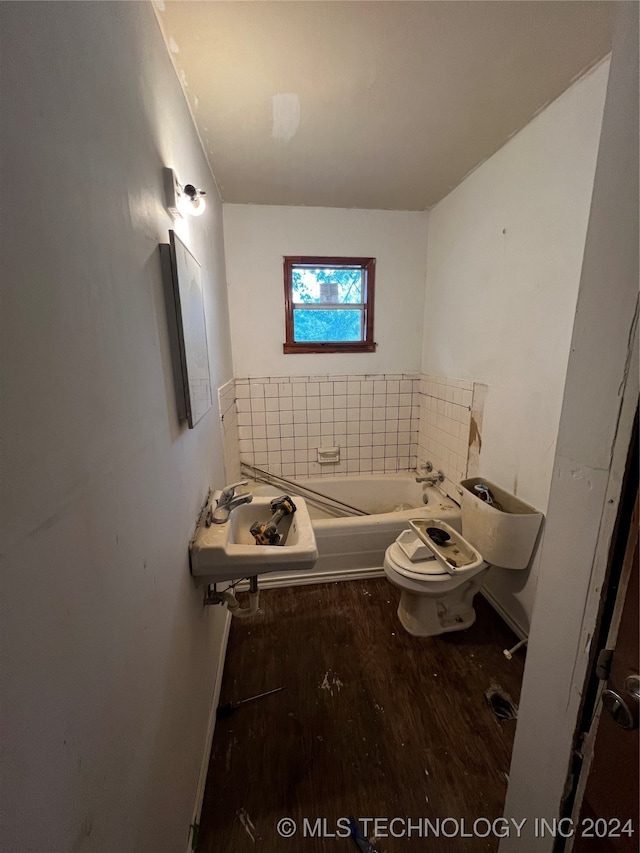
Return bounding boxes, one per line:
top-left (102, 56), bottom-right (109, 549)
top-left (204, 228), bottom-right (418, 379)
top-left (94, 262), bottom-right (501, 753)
top-left (189, 493), bottom-right (318, 584)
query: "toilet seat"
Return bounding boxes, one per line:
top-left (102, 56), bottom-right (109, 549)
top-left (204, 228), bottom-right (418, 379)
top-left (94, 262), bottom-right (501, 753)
top-left (386, 542), bottom-right (448, 580)
top-left (384, 541), bottom-right (488, 596)
top-left (387, 541), bottom-right (488, 581)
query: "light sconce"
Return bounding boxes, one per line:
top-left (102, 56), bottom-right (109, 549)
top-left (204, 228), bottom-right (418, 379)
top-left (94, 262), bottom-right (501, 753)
top-left (164, 167), bottom-right (207, 219)
top-left (178, 183), bottom-right (207, 217)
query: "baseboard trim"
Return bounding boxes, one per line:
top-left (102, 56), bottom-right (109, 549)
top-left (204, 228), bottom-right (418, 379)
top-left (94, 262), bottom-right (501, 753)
top-left (188, 607), bottom-right (232, 853)
top-left (480, 588), bottom-right (528, 641)
top-left (237, 566), bottom-right (386, 591)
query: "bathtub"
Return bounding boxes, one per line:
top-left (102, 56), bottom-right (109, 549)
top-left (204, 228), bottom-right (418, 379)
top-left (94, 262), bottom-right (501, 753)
top-left (245, 472), bottom-right (462, 587)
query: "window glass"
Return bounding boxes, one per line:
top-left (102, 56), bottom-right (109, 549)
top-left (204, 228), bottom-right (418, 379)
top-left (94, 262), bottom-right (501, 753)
top-left (283, 257), bottom-right (376, 354)
top-left (291, 268), bottom-right (362, 305)
top-left (293, 309), bottom-right (362, 342)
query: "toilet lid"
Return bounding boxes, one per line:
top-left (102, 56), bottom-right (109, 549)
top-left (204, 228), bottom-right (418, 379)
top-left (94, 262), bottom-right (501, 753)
top-left (386, 542), bottom-right (448, 578)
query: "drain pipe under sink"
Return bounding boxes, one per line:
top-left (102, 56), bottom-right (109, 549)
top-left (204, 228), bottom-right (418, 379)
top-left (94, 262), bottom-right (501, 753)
top-left (205, 576), bottom-right (260, 618)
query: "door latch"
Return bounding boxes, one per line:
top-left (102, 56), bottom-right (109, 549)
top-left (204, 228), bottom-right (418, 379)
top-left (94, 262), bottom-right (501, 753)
top-left (595, 648), bottom-right (613, 680)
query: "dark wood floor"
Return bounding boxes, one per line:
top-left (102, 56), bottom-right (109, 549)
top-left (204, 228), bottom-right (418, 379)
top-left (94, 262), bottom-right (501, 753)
top-left (197, 579), bottom-right (525, 853)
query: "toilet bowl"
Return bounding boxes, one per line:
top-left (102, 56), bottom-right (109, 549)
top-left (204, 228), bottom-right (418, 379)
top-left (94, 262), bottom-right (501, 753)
top-left (383, 541), bottom-right (488, 637)
top-left (384, 479), bottom-right (543, 638)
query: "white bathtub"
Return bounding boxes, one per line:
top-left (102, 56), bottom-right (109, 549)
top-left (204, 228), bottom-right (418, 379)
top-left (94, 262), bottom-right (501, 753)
top-left (246, 473), bottom-right (462, 586)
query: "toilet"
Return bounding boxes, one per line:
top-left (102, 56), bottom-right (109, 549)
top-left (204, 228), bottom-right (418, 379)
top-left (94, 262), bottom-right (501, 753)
top-left (383, 478), bottom-right (543, 638)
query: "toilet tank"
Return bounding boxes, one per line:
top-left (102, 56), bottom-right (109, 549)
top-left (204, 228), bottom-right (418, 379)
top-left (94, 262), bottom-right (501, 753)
top-left (460, 478), bottom-right (543, 570)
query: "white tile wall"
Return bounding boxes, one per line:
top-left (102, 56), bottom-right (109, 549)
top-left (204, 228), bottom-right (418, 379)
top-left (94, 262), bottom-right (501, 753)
top-left (234, 373), bottom-right (420, 477)
top-left (220, 371), bottom-right (481, 488)
top-left (416, 373), bottom-right (473, 497)
top-left (218, 378), bottom-right (241, 482)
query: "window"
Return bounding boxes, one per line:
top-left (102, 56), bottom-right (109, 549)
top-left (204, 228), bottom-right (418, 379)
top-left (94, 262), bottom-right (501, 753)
top-left (283, 256), bottom-right (376, 354)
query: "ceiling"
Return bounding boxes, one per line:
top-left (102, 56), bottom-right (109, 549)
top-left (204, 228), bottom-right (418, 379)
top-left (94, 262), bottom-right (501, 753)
top-left (155, 1), bottom-right (616, 211)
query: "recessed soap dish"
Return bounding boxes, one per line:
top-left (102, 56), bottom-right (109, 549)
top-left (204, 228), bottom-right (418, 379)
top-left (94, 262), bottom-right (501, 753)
top-left (317, 446), bottom-right (340, 464)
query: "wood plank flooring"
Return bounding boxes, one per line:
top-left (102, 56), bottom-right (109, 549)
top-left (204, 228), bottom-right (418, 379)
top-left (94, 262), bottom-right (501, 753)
top-left (197, 579), bottom-right (525, 853)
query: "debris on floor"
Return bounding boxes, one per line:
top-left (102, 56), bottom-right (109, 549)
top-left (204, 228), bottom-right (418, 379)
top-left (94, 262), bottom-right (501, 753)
top-left (237, 807), bottom-right (256, 842)
top-left (348, 816), bottom-right (380, 853)
top-left (319, 670), bottom-right (344, 695)
top-left (217, 685), bottom-right (285, 719)
top-left (199, 580), bottom-right (525, 850)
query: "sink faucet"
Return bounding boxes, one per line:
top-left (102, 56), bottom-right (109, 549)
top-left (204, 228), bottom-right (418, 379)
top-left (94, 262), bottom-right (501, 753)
top-left (211, 480), bottom-right (253, 524)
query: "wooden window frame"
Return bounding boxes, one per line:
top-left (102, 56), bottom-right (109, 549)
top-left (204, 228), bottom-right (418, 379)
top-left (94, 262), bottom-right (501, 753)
top-left (283, 256), bottom-right (377, 354)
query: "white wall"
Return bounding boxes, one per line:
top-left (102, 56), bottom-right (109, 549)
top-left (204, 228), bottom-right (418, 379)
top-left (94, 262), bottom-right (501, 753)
top-left (223, 204), bottom-right (428, 377)
top-left (0, 4), bottom-right (231, 851)
top-left (503, 3), bottom-right (638, 845)
top-left (421, 60), bottom-right (609, 632)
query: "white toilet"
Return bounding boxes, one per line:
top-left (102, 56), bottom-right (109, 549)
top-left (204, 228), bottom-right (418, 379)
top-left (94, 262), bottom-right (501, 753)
top-left (383, 478), bottom-right (543, 638)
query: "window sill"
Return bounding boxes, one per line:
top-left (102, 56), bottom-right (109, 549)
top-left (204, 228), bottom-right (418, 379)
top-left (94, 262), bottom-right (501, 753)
top-left (283, 341), bottom-right (377, 354)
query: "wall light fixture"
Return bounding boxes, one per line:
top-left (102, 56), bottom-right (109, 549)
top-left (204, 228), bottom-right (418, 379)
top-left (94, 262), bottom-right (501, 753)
top-left (164, 167), bottom-right (207, 219)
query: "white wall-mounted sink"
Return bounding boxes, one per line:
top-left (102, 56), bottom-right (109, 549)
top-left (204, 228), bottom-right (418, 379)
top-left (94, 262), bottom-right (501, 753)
top-left (189, 493), bottom-right (318, 585)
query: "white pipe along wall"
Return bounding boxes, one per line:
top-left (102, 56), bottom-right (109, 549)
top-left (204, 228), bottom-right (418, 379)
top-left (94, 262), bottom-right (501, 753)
top-left (1, 4), bottom-right (232, 851)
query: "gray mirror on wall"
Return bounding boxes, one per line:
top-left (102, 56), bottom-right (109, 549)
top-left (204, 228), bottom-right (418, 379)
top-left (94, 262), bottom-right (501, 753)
top-left (159, 231), bottom-right (212, 428)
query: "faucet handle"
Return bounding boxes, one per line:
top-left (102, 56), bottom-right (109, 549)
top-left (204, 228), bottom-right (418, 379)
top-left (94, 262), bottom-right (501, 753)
top-left (219, 480), bottom-right (249, 502)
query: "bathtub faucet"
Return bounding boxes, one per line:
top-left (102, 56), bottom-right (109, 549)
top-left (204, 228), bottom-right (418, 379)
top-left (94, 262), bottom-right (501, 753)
top-left (211, 480), bottom-right (253, 524)
top-left (416, 471), bottom-right (445, 485)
